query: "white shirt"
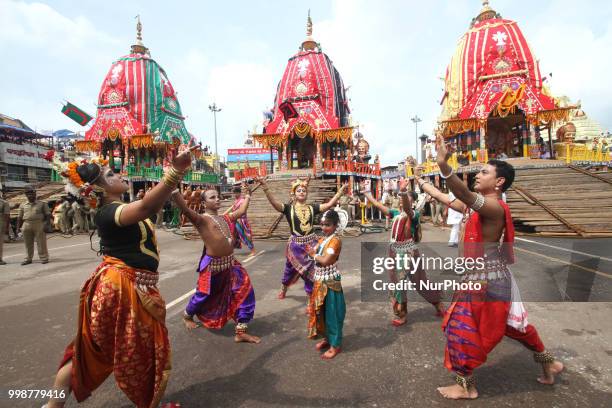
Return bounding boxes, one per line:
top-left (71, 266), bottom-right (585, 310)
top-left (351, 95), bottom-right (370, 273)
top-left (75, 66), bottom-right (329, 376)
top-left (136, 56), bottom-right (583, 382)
top-left (446, 192), bottom-right (463, 225)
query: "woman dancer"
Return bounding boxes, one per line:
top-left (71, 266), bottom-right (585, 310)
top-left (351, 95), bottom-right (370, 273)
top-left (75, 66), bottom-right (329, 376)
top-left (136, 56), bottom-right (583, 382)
top-left (257, 176), bottom-right (346, 299)
top-left (307, 209), bottom-right (345, 359)
top-left (45, 147), bottom-right (193, 408)
top-left (226, 185), bottom-right (256, 256)
top-left (360, 179), bottom-right (444, 326)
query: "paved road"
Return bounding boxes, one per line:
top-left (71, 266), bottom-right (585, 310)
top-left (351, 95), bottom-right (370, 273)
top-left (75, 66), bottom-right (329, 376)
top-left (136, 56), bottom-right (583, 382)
top-left (0, 225), bottom-right (610, 407)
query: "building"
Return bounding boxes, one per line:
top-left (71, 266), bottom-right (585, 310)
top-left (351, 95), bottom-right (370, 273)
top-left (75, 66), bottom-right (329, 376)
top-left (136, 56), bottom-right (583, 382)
top-left (0, 113), bottom-right (53, 189)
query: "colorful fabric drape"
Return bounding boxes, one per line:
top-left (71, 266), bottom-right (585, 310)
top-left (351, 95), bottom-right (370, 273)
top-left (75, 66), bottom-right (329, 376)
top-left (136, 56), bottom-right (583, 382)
top-left (85, 53), bottom-right (190, 145)
top-left (231, 198), bottom-right (254, 251)
top-left (308, 279), bottom-right (345, 348)
top-left (307, 235), bottom-right (345, 348)
top-left (283, 234), bottom-right (318, 295)
top-left (442, 200), bottom-right (543, 377)
top-left (186, 252), bottom-right (256, 328)
top-left (59, 256), bottom-right (170, 408)
top-left (264, 49), bottom-right (350, 135)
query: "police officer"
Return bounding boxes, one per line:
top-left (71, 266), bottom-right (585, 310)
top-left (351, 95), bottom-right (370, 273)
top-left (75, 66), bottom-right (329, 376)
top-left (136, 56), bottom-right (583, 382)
top-left (17, 187), bottom-right (50, 265)
top-left (0, 191), bottom-right (10, 265)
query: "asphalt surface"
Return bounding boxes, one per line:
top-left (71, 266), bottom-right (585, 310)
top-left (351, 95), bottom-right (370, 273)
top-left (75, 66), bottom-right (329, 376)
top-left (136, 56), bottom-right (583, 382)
top-left (0, 225), bottom-right (611, 407)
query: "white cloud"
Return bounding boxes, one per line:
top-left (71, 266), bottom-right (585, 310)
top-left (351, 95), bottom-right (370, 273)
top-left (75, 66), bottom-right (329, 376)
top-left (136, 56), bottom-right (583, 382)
top-left (0, 0), bottom-right (120, 61)
top-left (0, 0), bottom-right (610, 166)
top-left (532, 21), bottom-right (612, 131)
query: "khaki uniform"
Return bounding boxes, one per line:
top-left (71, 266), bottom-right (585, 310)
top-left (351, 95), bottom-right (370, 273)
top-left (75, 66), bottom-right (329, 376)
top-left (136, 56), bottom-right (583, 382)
top-left (72, 201), bottom-right (89, 233)
top-left (19, 200), bottom-right (50, 262)
top-left (0, 199), bottom-right (10, 261)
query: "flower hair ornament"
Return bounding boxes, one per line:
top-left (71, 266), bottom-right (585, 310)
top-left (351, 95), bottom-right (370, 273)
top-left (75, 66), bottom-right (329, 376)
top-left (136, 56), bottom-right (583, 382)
top-left (50, 152), bottom-right (108, 208)
top-left (290, 177), bottom-right (310, 195)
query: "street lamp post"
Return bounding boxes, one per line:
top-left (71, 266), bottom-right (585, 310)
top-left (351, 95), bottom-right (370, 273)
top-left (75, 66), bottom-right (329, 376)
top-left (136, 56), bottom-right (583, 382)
top-left (411, 115), bottom-right (422, 163)
top-left (208, 102), bottom-right (222, 174)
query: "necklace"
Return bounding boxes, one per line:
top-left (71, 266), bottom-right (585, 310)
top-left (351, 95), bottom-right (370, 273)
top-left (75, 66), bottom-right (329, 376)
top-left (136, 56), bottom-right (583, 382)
top-left (293, 202), bottom-right (312, 233)
top-left (204, 213), bottom-right (233, 244)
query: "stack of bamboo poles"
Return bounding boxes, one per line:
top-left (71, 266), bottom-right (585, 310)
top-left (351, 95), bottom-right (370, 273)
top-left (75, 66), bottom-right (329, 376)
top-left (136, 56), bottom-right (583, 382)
top-left (507, 166), bottom-right (612, 237)
top-left (239, 178), bottom-right (338, 239)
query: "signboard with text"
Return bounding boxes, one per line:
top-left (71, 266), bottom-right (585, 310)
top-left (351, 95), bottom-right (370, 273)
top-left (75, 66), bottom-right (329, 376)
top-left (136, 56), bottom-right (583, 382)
top-left (227, 147), bottom-right (277, 163)
top-left (0, 142), bottom-right (52, 169)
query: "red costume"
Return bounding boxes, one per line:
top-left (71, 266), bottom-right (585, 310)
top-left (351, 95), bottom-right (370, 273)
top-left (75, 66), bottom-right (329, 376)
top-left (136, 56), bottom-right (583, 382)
top-left (442, 200), bottom-right (545, 377)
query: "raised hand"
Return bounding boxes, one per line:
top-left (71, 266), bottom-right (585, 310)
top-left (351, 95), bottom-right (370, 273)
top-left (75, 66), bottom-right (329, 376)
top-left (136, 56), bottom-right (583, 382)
top-left (398, 177), bottom-right (409, 192)
top-left (172, 145), bottom-right (197, 172)
top-left (436, 134), bottom-right (452, 164)
top-left (254, 175), bottom-right (267, 187)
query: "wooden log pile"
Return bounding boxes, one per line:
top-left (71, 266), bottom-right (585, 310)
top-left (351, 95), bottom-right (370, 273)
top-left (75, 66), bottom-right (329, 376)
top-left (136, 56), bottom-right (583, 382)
top-left (507, 166), bottom-right (612, 237)
top-left (232, 178), bottom-right (338, 239)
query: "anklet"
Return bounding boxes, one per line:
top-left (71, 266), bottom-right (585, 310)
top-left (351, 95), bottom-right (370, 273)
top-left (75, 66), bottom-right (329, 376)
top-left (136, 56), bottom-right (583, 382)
top-left (235, 322), bottom-right (248, 335)
top-left (534, 350), bottom-right (555, 364)
top-left (455, 374), bottom-right (475, 390)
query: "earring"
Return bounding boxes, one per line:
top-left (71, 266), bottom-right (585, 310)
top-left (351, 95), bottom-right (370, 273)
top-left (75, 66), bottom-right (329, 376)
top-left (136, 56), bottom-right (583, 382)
top-left (495, 187), bottom-right (500, 191)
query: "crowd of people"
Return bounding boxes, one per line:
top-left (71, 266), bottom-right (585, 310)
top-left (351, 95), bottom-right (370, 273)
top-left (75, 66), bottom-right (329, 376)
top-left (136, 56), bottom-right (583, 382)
top-left (0, 139), bottom-right (566, 407)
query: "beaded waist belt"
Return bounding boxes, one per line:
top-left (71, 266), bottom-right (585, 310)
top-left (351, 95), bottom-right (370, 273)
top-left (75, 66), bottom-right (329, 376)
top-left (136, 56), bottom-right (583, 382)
top-left (121, 268), bottom-right (159, 288)
top-left (208, 255), bottom-right (235, 273)
top-left (461, 258), bottom-right (510, 281)
top-left (313, 263), bottom-right (341, 281)
top-left (290, 233), bottom-right (318, 245)
top-left (390, 239), bottom-right (417, 254)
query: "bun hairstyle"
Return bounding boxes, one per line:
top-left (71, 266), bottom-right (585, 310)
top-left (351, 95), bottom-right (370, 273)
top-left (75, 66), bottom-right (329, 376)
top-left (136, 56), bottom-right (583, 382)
top-left (321, 209), bottom-right (340, 226)
top-left (76, 163), bottom-right (102, 185)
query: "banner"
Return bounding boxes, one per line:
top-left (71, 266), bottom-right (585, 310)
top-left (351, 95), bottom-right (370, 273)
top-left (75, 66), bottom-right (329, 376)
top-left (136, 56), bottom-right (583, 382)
top-left (0, 142), bottom-right (53, 168)
top-left (227, 148), bottom-right (278, 163)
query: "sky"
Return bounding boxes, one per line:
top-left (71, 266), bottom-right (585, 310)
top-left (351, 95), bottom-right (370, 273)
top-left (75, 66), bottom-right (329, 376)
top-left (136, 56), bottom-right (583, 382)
top-left (1, 0), bottom-right (611, 166)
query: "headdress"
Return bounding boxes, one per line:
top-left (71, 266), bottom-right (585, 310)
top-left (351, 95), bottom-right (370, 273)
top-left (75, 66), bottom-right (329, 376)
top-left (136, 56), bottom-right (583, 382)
top-left (291, 178), bottom-right (310, 195)
top-left (50, 152), bottom-right (108, 208)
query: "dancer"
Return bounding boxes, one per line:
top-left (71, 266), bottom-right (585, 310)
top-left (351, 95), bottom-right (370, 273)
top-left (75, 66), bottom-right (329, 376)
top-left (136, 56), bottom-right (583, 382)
top-left (180, 186), bottom-right (192, 226)
top-left (256, 176), bottom-right (346, 299)
top-left (306, 209), bottom-right (345, 359)
top-left (421, 135), bottom-right (563, 399)
top-left (360, 179), bottom-right (444, 326)
top-left (174, 183), bottom-right (260, 344)
top-left (225, 185), bottom-right (256, 256)
top-left (44, 147), bottom-right (193, 408)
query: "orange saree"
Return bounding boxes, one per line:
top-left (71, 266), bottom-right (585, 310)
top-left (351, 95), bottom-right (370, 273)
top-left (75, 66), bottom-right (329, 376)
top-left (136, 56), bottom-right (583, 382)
top-left (59, 256), bottom-right (171, 408)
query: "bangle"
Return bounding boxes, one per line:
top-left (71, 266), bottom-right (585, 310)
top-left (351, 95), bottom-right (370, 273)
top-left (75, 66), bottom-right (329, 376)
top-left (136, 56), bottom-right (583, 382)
top-left (398, 191), bottom-right (408, 196)
top-left (469, 193), bottom-right (485, 211)
top-left (440, 168), bottom-right (454, 179)
top-left (162, 167), bottom-right (185, 188)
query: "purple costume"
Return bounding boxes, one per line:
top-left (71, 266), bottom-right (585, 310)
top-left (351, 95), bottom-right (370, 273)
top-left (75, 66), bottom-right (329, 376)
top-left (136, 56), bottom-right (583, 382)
top-left (281, 202), bottom-right (321, 295)
top-left (185, 216), bottom-right (256, 329)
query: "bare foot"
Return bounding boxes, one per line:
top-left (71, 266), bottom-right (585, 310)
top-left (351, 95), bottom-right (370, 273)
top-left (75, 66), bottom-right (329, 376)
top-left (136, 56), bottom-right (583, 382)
top-left (249, 250), bottom-right (257, 257)
top-left (316, 340), bottom-right (330, 351)
top-left (321, 346), bottom-right (341, 359)
top-left (277, 289), bottom-right (287, 300)
top-left (183, 316), bottom-right (199, 330)
top-left (391, 317), bottom-right (407, 327)
top-left (234, 332), bottom-right (261, 344)
top-left (437, 384), bottom-right (478, 400)
top-left (537, 360), bottom-right (564, 385)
